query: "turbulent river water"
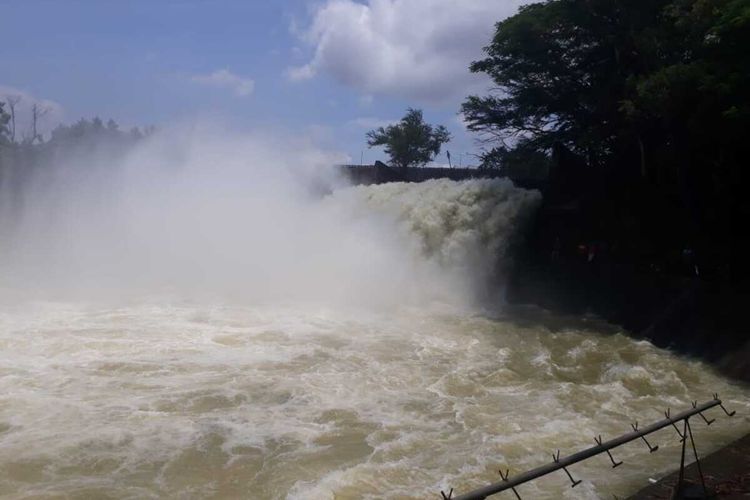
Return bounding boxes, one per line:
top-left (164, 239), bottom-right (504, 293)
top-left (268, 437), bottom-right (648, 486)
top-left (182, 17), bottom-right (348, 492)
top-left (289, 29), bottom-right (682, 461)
top-left (1, 299), bottom-right (748, 499)
top-left (0, 136), bottom-right (748, 499)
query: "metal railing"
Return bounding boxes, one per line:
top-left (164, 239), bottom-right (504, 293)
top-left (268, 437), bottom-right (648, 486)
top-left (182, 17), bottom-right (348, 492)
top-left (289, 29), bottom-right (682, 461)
top-left (441, 395), bottom-right (737, 500)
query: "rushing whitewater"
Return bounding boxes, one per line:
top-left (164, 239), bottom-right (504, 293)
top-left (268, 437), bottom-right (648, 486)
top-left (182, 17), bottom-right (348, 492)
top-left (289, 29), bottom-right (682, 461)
top-left (0, 130), bottom-right (748, 499)
top-left (1, 301), bottom-right (748, 499)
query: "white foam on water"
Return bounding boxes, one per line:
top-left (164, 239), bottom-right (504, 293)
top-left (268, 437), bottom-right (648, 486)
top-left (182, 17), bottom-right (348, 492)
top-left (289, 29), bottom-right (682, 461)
top-left (0, 301), bottom-right (748, 499)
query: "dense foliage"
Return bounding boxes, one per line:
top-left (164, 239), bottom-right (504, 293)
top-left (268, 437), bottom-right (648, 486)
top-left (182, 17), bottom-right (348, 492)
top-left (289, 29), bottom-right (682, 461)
top-left (464, 0), bottom-right (749, 170)
top-left (463, 0), bottom-right (750, 280)
top-left (366, 108), bottom-right (451, 169)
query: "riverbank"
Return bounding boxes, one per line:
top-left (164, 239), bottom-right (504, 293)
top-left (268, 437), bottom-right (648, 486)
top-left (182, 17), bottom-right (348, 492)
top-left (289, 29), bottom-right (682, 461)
top-left (506, 251), bottom-right (750, 382)
top-left (627, 433), bottom-right (750, 498)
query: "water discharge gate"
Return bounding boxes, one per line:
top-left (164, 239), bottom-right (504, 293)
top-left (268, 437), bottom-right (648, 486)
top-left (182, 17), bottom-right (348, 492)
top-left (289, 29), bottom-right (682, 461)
top-left (440, 396), bottom-right (737, 500)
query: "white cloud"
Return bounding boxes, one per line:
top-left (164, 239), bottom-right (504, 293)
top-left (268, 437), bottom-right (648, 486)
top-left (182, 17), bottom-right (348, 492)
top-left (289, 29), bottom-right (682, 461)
top-left (191, 69), bottom-right (255, 97)
top-left (288, 0), bottom-right (530, 103)
top-left (347, 117), bottom-right (397, 129)
top-left (0, 85), bottom-right (64, 140)
top-left (287, 64), bottom-right (315, 81)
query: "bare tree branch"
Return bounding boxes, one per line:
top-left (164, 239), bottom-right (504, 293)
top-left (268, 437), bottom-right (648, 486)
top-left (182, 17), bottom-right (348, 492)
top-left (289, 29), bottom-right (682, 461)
top-left (30, 103), bottom-right (51, 144)
top-left (5, 95), bottom-right (21, 143)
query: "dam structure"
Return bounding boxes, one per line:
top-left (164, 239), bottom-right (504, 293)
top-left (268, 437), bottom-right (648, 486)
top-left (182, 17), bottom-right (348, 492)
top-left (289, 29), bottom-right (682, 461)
top-left (337, 161), bottom-right (547, 191)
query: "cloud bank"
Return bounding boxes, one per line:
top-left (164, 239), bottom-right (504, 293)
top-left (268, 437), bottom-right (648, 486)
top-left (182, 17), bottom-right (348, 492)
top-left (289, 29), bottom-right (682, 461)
top-left (289, 0), bottom-right (529, 103)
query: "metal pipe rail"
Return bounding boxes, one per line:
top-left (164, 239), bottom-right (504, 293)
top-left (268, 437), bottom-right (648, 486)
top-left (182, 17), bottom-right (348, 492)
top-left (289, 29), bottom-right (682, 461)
top-left (446, 397), bottom-right (734, 500)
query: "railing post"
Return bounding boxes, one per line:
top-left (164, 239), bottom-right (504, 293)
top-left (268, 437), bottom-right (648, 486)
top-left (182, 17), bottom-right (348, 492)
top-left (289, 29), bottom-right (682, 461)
top-left (672, 418), bottom-right (689, 499)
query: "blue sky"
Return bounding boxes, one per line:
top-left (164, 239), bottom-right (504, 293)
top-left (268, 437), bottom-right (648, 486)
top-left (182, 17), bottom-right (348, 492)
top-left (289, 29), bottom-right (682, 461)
top-left (1, 0), bottom-right (527, 166)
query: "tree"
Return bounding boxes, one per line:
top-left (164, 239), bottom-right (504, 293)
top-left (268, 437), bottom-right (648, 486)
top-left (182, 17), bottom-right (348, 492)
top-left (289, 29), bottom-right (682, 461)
top-left (25, 102), bottom-right (50, 144)
top-left (478, 143), bottom-right (550, 180)
top-left (4, 95), bottom-right (21, 143)
top-left (462, 0), bottom-right (750, 278)
top-left (461, 0), bottom-right (673, 172)
top-left (366, 108), bottom-right (451, 169)
top-left (463, 0), bottom-right (749, 174)
top-left (0, 102), bottom-right (10, 146)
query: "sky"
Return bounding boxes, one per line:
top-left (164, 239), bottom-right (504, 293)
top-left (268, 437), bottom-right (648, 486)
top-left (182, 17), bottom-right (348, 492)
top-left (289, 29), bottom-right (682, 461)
top-left (0, 0), bottom-right (528, 166)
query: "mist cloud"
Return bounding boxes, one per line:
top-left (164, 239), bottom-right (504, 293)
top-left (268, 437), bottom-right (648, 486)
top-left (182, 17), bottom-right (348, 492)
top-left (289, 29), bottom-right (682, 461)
top-left (0, 124), bottom-right (538, 309)
top-left (0, 125), bottom-right (456, 307)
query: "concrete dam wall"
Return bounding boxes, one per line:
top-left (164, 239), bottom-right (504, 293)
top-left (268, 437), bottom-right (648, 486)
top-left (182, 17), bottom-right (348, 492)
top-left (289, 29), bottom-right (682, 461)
top-left (338, 162), bottom-right (547, 191)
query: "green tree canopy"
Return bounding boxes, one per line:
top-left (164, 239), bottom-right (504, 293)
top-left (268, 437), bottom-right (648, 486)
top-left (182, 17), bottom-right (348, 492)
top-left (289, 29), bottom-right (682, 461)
top-left (462, 0), bottom-right (750, 276)
top-left (462, 0), bottom-right (749, 178)
top-left (366, 108), bottom-right (451, 169)
top-left (462, 0), bottom-right (675, 170)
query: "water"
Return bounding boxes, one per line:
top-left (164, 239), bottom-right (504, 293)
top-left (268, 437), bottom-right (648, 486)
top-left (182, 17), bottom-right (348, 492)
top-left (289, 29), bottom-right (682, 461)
top-left (0, 300), bottom-right (747, 499)
top-left (0, 133), bottom-right (748, 498)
